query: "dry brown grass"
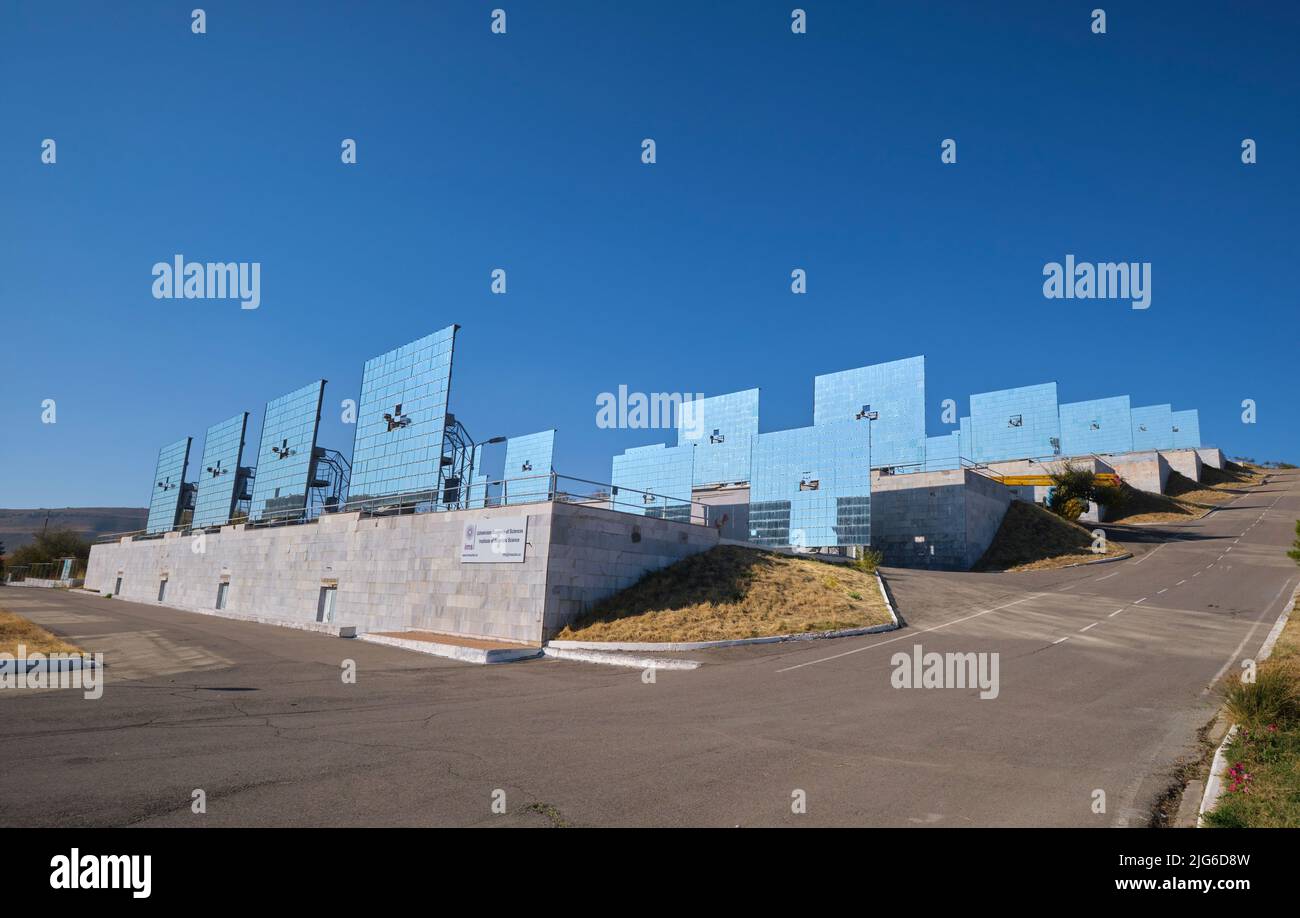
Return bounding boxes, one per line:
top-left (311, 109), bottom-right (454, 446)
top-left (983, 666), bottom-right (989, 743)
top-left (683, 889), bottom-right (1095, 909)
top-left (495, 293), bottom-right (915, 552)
top-left (554, 545), bottom-right (893, 643)
top-left (1107, 463), bottom-right (1263, 525)
top-left (0, 608), bottom-right (81, 655)
top-left (975, 500), bottom-right (1127, 572)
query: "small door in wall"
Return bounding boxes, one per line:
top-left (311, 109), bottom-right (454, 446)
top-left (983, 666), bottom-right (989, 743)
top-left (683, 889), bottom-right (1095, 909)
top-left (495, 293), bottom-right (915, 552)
top-left (317, 585), bottom-right (337, 623)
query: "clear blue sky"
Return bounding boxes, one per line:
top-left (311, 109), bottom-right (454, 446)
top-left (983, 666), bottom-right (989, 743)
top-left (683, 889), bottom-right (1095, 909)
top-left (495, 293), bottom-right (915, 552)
top-left (2, 1), bottom-right (1296, 507)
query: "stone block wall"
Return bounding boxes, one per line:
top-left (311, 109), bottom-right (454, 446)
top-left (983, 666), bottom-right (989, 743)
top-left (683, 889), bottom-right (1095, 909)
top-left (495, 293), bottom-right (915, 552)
top-left (543, 503), bottom-right (719, 636)
top-left (870, 468), bottom-right (1012, 570)
top-left (85, 501), bottom-right (721, 644)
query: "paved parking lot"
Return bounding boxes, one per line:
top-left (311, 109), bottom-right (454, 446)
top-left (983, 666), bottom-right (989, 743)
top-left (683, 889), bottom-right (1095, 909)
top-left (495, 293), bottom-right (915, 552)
top-left (1, 471), bottom-right (1295, 827)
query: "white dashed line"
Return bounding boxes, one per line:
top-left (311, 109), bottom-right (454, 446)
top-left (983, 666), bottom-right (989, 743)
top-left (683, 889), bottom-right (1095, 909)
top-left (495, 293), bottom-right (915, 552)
top-left (1079, 622), bottom-right (1099, 633)
top-left (1052, 636), bottom-right (1070, 645)
top-left (1157, 589), bottom-right (1168, 594)
top-left (1134, 597), bottom-right (1147, 604)
top-left (1176, 580), bottom-right (1186, 585)
top-left (1108, 609), bottom-right (1124, 617)
top-left (775, 593), bottom-right (1050, 673)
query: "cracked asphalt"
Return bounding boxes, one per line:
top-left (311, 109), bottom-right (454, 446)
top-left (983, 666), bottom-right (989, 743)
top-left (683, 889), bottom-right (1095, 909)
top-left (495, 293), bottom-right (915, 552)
top-left (1, 469), bottom-right (1295, 827)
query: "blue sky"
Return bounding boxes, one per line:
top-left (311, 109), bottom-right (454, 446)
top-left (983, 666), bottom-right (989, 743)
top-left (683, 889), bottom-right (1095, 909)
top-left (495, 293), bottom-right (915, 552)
top-left (2, 1), bottom-right (1296, 507)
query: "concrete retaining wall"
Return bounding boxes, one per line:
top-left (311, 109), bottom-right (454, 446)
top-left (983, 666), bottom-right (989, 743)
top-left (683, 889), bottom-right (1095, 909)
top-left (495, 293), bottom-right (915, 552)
top-left (1102, 450), bottom-right (1170, 494)
top-left (3, 578), bottom-right (84, 589)
top-left (1160, 448), bottom-right (1203, 483)
top-left (1196, 447), bottom-right (1224, 470)
top-left (86, 502), bottom-right (719, 644)
top-left (870, 468), bottom-right (1012, 570)
top-left (542, 504), bottom-right (719, 636)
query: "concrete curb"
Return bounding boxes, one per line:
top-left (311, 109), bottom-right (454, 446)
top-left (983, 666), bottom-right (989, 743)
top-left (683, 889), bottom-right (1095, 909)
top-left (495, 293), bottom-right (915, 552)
top-left (544, 570), bottom-right (901, 653)
top-left (1058, 551), bottom-right (1133, 570)
top-left (1197, 581), bottom-right (1299, 826)
top-left (358, 633), bottom-right (542, 665)
top-left (987, 551), bottom-right (1133, 573)
top-left (1198, 725), bottom-right (1241, 828)
top-left (542, 647), bottom-right (701, 670)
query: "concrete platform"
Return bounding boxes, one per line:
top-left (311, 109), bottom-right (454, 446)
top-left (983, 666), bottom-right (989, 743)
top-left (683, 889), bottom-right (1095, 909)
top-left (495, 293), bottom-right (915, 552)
top-left (361, 630), bottom-right (542, 664)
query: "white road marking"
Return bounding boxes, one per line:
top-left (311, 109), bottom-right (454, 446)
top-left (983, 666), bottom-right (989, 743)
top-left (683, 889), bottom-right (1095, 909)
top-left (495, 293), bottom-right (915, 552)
top-left (1133, 544), bottom-right (1165, 565)
top-left (1079, 622), bottom-right (1099, 633)
top-left (1177, 580), bottom-right (1186, 586)
top-left (1157, 589), bottom-right (1168, 594)
top-left (1134, 597), bottom-right (1147, 604)
top-left (1108, 609), bottom-right (1124, 617)
top-left (1193, 571), bottom-right (1201, 577)
top-left (1052, 636), bottom-right (1070, 645)
top-left (1094, 571), bottom-right (1121, 581)
top-left (1204, 577), bottom-right (1297, 695)
top-left (776, 593), bottom-right (1051, 673)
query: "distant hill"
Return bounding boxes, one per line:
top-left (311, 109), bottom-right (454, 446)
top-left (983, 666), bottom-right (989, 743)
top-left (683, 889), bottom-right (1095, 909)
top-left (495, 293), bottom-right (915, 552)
top-left (0, 508), bottom-right (148, 553)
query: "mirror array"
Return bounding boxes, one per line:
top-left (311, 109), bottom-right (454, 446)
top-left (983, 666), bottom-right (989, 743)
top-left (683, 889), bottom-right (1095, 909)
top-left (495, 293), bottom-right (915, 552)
top-left (145, 437), bottom-right (192, 534)
top-left (248, 380), bottom-right (326, 522)
top-left (190, 413), bottom-right (250, 529)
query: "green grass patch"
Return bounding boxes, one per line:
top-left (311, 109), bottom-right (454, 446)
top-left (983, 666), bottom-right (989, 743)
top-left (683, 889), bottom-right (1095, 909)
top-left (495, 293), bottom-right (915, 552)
top-left (1203, 598), bottom-right (1300, 828)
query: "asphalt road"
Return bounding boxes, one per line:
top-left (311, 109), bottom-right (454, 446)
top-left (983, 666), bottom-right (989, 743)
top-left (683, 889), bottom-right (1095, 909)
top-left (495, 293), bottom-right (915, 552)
top-left (1, 470), bottom-right (1296, 827)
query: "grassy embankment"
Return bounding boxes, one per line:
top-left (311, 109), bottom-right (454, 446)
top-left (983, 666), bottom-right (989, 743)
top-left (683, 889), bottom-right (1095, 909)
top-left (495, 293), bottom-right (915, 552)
top-left (1106, 462), bottom-right (1264, 525)
top-left (555, 544), bottom-right (892, 643)
top-left (1203, 592), bottom-right (1300, 828)
top-left (975, 500), bottom-right (1128, 572)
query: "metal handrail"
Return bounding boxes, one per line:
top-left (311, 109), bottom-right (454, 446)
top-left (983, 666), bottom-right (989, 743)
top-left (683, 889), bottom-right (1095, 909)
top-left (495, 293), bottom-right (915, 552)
top-left (92, 470), bottom-right (711, 543)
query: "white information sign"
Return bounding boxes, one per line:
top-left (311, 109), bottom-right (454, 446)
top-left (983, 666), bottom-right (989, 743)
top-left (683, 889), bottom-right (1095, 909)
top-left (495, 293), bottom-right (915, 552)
top-left (459, 516), bottom-right (528, 563)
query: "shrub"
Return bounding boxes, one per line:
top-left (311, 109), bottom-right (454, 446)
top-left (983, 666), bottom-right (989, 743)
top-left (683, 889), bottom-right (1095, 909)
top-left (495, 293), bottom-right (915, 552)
top-left (1223, 665), bottom-right (1300, 729)
top-left (853, 548), bottom-right (883, 574)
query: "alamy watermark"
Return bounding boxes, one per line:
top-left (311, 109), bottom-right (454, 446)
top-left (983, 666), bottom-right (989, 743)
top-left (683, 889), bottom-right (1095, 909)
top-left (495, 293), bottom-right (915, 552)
top-left (152, 254), bottom-right (260, 310)
top-left (0, 644), bottom-right (103, 700)
top-left (1042, 255), bottom-right (1150, 310)
top-left (891, 644), bottom-right (1000, 700)
top-left (596, 386), bottom-right (705, 439)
